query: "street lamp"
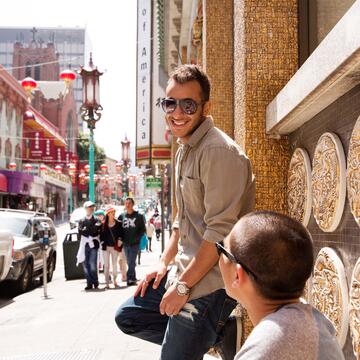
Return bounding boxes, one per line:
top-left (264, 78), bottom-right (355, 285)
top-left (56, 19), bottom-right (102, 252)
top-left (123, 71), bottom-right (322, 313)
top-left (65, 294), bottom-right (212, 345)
top-left (79, 53), bottom-right (103, 202)
top-left (121, 136), bottom-right (131, 199)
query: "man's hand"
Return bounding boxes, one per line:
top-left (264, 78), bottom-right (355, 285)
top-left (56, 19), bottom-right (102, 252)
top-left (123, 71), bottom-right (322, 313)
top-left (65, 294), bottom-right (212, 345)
top-left (134, 262), bottom-right (167, 298)
top-left (159, 284), bottom-right (189, 316)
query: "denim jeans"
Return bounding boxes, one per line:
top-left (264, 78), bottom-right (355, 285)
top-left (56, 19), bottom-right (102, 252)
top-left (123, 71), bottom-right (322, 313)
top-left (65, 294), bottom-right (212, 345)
top-left (115, 274), bottom-right (236, 360)
top-left (82, 244), bottom-right (98, 287)
top-left (124, 244), bottom-right (139, 282)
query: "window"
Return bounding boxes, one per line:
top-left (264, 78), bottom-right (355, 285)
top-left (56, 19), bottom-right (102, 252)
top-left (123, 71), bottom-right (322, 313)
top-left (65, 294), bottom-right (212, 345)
top-left (5, 138), bottom-right (12, 168)
top-left (34, 62), bottom-right (41, 80)
top-left (25, 61), bottom-right (32, 77)
top-left (298, 0), bottom-right (356, 66)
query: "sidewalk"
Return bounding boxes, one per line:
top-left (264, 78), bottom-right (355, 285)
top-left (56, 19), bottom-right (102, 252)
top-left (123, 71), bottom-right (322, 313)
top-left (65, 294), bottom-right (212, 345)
top-left (0, 225), bottom-right (215, 360)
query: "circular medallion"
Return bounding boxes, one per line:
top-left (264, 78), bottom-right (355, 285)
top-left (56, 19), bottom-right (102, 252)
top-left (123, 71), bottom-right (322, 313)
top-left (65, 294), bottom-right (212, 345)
top-left (349, 257), bottom-right (360, 357)
top-left (311, 247), bottom-right (349, 347)
top-left (311, 133), bottom-right (346, 232)
top-left (347, 116), bottom-right (360, 228)
top-left (287, 148), bottom-right (312, 226)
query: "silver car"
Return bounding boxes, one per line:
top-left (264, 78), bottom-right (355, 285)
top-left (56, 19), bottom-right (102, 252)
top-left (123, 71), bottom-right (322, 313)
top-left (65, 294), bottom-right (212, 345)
top-left (0, 209), bottom-right (57, 293)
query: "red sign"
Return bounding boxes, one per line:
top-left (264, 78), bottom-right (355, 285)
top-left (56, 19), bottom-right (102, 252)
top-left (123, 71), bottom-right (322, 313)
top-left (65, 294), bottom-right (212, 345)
top-left (42, 138), bottom-right (56, 165)
top-left (55, 146), bottom-right (66, 165)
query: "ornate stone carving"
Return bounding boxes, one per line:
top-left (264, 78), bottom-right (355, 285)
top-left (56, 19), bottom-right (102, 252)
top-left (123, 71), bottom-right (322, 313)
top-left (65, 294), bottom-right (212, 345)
top-left (287, 148), bottom-right (312, 226)
top-left (347, 117), bottom-right (360, 228)
top-left (311, 133), bottom-right (346, 232)
top-left (311, 247), bottom-right (349, 347)
top-left (350, 257), bottom-right (360, 358)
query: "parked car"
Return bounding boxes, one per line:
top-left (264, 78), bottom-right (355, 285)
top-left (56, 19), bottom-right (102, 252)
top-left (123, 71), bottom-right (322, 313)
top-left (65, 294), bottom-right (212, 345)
top-left (0, 230), bottom-right (14, 282)
top-left (0, 209), bottom-right (57, 293)
top-left (69, 207), bottom-right (86, 229)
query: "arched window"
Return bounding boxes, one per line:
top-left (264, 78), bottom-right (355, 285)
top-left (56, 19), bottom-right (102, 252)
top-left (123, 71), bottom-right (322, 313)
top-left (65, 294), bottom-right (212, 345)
top-left (66, 111), bottom-right (74, 152)
top-left (25, 61), bottom-right (32, 77)
top-left (5, 139), bottom-right (12, 168)
top-left (15, 144), bottom-right (21, 167)
top-left (34, 62), bottom-right (41, 80)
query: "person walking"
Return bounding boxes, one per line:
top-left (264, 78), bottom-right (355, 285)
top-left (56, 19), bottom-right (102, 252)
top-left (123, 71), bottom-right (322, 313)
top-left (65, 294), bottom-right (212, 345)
top-left (100, 207), bottom-right (122, 289)
top-left (115, 64), bottom-right (255, 359)
top-left (118, 198), bottom-right (146, 286)
top-left (146, 219), bottom-right (155, 252)
top-left (154, 216), bottom-right (161, 241)
top-left (76, 201), bottom-right (101, 291)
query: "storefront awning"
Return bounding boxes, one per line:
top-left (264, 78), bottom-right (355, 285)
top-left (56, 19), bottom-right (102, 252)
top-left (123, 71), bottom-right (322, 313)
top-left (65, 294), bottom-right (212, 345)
top-left (24, 107), bottom-right (67, 147)
top-left (0, 174), bottom-right (7, 192)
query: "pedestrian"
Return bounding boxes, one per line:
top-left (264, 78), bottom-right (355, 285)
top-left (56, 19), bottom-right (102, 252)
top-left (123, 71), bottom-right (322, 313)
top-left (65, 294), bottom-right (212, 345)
top-left (118, 198), bottom-right (146, 286)
top-left (100, 207), bottom-right (122, 289)
top-left (154, 216), bottom-right (161, 241)
top-left (115, 64), bottom-right (255, 359)
top-left (76, 201), bottom-right (101, 291)
top-left (146, 219), bottom-right (155, 252)
top-left (218, 211), bottom-right (344, 359)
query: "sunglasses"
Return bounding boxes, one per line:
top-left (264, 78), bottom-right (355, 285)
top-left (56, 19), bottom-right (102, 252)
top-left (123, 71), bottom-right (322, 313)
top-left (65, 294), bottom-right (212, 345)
top-left (216, 241), bottom-right (258, 281)
top-left (161, 97), bottom-right (204, 115)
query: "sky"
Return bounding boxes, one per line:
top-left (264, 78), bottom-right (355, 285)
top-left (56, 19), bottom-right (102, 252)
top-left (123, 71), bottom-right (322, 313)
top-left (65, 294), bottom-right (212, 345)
top-left (2, 0), bottom-right (137, 161)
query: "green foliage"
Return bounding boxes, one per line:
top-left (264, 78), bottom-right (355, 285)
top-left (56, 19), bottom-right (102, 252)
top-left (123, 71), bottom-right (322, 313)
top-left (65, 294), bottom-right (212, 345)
top-left (77, 132), bottom-right (106, 172)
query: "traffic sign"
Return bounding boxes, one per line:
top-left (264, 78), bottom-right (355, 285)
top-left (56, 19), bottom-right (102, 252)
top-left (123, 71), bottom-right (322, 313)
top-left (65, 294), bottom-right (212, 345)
top-left (145, 177), bottom-right (162, 189)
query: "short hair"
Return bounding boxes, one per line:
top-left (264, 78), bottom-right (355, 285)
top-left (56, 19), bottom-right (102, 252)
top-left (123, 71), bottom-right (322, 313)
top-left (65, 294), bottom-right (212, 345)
top-left (125, 197), bottom-right (135, 205)
top-left (230, 211), bottom-right (314, 300)
top-left (169, 64), bottom-right (211, 102)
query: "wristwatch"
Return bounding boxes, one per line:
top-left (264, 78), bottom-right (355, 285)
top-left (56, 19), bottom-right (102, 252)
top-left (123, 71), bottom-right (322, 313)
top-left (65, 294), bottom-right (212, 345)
top-left (174, 280), bottom-right (190, 296)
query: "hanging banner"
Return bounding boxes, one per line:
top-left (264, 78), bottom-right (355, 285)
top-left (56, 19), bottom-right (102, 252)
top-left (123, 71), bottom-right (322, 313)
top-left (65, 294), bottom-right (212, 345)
top-left (136, 0), bottom-right (152, 163)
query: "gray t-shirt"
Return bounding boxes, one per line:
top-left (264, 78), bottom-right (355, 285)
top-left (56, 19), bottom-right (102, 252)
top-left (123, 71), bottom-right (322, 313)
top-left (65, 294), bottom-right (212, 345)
top-left (235, 303), bottom-right (344, 360)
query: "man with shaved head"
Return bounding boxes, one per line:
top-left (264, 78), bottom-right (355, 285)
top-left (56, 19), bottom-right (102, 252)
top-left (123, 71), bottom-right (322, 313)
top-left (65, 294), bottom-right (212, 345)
top-left (217, 211), bottom-right (344, 359)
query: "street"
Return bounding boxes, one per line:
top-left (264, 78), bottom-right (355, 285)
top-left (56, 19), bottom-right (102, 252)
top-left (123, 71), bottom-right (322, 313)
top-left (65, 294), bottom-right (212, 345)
top-left (0, 223), bottom-right (168, 360)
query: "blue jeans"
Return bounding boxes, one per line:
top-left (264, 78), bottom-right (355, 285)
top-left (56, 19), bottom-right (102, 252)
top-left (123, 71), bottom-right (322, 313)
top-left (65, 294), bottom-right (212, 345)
top-left (82, 245), bottom-right (98, 287)
top-left (115, 274), bottom-right (236, 360)
top-left (124, 244), bottom-right (139, 282)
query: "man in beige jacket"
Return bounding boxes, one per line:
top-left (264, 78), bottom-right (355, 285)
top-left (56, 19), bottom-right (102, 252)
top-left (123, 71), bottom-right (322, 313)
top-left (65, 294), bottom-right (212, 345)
top-left (115, 64), bottom-right (255, 359)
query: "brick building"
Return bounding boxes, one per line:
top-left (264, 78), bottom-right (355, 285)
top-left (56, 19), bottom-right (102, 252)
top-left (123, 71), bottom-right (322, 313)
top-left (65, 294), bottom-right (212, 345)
top-left (160, 0), bottom-right (360, 357)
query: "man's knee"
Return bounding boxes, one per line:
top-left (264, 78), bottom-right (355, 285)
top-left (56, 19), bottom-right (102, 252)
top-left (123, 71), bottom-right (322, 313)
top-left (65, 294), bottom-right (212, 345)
top-left (115, 303), bottom-right (137, 335)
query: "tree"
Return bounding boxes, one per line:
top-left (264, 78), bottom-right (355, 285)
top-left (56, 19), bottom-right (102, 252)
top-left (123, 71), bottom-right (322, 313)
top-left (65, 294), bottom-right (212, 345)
top-left (77, 132), bottom-right (106, 172)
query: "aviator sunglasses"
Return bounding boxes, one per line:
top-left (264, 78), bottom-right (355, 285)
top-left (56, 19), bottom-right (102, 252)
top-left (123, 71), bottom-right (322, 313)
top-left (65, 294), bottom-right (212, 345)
top-left (161, 97), bottom-right (205, 115)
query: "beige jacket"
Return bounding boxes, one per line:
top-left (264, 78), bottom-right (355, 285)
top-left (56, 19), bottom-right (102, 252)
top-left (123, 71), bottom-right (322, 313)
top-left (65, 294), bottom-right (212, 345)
top-left (172, 116), bottom-right (255, 300)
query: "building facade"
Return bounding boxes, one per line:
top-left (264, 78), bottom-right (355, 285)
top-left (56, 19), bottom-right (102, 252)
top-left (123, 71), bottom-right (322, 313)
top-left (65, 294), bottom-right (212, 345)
top-left (161, 0), bottom-right (360, 357)
top-left (0, 26), bottom-right (87, 129)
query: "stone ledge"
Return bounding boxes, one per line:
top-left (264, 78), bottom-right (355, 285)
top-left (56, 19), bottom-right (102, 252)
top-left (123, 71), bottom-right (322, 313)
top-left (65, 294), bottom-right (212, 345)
top-left (266, 2), bottom-right (360, 135)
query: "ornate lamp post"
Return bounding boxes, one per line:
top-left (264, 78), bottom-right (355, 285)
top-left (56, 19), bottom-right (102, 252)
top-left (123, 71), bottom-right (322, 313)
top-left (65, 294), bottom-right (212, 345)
top-left (121, 136), bottom-right (131, 198)
top-left (79, 53), bottom-right (103, 202)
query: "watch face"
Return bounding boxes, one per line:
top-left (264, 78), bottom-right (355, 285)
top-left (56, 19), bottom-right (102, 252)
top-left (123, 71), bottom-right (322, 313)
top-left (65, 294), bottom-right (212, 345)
top-left (177, 283), bottom-right (186, 294)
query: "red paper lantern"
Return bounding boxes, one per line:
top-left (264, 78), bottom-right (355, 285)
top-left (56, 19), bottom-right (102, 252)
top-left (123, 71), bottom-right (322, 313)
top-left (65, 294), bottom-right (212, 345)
top-left (115, 162), bottom-right (122, 171)
top-left (24, 163), bottom-right (33, 171)
top-left (100, 163), bottom-right (108, 172)
top-left (55, 165), bottom-right (62, 173)
top-left (9, 162), bottom-right (16, 170)
top-left (60, 69), bottom-right (76, 83)
top-left (68, 163), bottom-right (76, 171)
top-left (39, 164), bottom-right (47, 171)
top-left (84, 164), bottom-right (90, 172)
top-left (21, 77), bottom-right (37, 92)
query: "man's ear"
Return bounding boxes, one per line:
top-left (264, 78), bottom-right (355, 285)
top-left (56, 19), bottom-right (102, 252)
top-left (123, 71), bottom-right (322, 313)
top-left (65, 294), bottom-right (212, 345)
top-left (232, 264), bottom-right (245, 289)
top-left (203, 101), bottom-right (211, 117)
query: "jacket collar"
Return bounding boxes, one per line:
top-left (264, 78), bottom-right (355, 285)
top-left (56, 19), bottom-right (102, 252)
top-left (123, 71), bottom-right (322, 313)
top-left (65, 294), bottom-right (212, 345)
top-left (177, 116), bottom-right (214, 148)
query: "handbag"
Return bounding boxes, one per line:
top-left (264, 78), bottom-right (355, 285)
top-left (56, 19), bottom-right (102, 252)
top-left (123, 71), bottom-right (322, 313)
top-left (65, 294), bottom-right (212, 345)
top-left (109, 225), bottom-right (122, 252)
top-left (140, 233), bottom-right (148, 251)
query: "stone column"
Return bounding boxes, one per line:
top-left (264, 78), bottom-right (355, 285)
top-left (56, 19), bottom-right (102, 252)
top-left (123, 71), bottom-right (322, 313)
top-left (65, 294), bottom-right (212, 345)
top-left (233, 0), bottom-right (298, 212)
top-left (203, 0), bottom-right (234, 138)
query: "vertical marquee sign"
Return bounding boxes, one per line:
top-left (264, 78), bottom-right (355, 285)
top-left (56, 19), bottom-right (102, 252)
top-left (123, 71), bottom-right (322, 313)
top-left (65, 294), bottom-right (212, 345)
top-left (136, 0), bottom-right (152, 165)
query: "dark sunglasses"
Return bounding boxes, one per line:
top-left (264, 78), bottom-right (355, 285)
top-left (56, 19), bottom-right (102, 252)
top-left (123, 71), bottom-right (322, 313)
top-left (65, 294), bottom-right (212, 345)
top-left (216, 241), bottom-right (258, 281)
top-left (161, 97), bottom-right (204, 115)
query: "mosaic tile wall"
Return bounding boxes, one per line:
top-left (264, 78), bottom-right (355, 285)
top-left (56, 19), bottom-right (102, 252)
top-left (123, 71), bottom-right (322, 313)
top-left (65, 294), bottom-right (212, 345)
top-left (203, 0), bottom-right (234, 138)
top-left (289, 84), bottom-right (360, 359)
top-left (233, 0), bottom-right (298, 212)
